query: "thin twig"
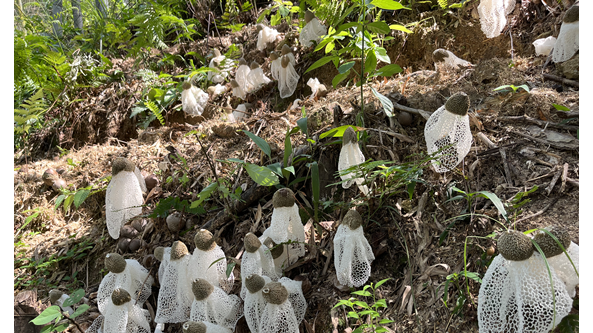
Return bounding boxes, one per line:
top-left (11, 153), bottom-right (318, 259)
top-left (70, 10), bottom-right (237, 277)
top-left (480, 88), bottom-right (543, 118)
top-left (392, 101), bottom-right (433, 120)
top-left (510, 197), bottom-right (559, 228)
top-left (497, 115), bottom-right (578, 131)
top-left (542, 74), bottom-right (579, 87)
top-left (134, 265), bottom-right (154, 306)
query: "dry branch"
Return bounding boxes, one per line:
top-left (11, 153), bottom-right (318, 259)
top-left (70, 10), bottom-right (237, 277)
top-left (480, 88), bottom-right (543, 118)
top-left (497, 115), bottom-right (578, 131)
top-left (509, 129), bottom-right (578, 151)
top-left (542, 74), bottom-right (579, 87)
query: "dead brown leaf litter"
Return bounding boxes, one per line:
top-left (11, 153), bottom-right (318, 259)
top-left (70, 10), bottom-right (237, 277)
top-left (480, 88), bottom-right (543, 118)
top-left (14, 5), bottom-right (579, 333)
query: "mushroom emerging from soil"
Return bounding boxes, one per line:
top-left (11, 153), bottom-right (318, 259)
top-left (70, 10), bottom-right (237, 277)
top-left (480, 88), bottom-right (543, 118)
top-left (256, 24), bottom-right (280, 51)
top-left (97, 253), bottom-right (153, 314)
top-left (42, 168), bottom-right (59, 187)
top-left (306, 77), bottom-right (327, 100)
top-left (338, 127), bottom-right (369, 195)
top-left (278, 53), bottom-right (300, 99)
top-left (181, 81), bottom-right (209, 116)
top-left (424, 92), bottom-right (472, 173)
top-left (477, 0), bottom-right (515, 38)
top-left (552, 5), bottom-right (579, 63)
top-left (533, 226), bottom-right (579, 297)
top-left (246, 61), bottom-right (272, 93)
top-left (155, 241), bottom-right (194, 324)
top-left (259, 280), bottom-right (307, 333)
top-left (240, 233), bottom-right (279, 299)
top-left (182, 320), bottom-right (232, 333)
top-left (260, 188), bottom-right (306, 265)
top-left (532, 36), bottom-right (557, 57)
top-left (96, 288), bottom-right (151, 333)
top-left (299, 10), bottom-right (327, 47)
top-left (432, 49), bottom-right (472, 69)
top-left (188, 229), bottom-right (235, 292)
top-left (231, 79), bottom-right (246, 100)
top-left (189, 278), bottom-right (243, 330)
top-left (477, 229), bottom-right (573, 333)
top-left (106, 157), bottom-right (144, 239)
top-left (207, 48), bottom-right (232, 83)
top-left (333, 209), bottom-right (375, 287)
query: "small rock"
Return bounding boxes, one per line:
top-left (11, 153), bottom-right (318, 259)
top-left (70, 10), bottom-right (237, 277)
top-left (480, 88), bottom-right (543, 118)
top-left (558, 54), bottom-right (579, 80)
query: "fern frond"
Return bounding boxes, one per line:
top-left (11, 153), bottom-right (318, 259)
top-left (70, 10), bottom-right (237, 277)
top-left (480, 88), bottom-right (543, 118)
top-left (438, 0), bottom-right (448, 9)
top-left (144, 100), bottom-right (165, 126)
top-left (14, 89), bottom-right (47, 135)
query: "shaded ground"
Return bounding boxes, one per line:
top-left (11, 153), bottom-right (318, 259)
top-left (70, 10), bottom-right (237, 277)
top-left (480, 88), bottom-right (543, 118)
top-left (14, 1), bottom-right (579, 332)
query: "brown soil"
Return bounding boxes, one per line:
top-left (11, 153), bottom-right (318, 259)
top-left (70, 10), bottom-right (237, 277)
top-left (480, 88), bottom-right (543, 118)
top-left (14, 1), bottom-right (579, 332)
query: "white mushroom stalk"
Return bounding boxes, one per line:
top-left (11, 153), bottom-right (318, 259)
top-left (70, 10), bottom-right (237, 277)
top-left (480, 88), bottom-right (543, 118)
top-left (243, 274), bottom-right (273, 333)
top-left (101, 288), bottom-right (152, 333)
top-left (299, 10), bottom-right (327, 47)
top-left (265, 188), bottom-right (306, 261)
top-left (97, 253), bottom-right (153, 314)
top-left (338, 127), bottom-right (369, 195)
top-left (235, 58), bottom-right (253, 93)
top-left (532, 36), bottom-right (557, 57)
top-left (207, 48), bottom-right (232, 84)
top-left (424, 92), bottom-right (472, 173)
top-left (182, 320), bottom-right (232, 333)
top-left (106, 158), bottom-right (143, 239)
top-left (246, 61), bottom-right (272, 93)
top-left (278, 53), bottom-right (299, 99)
top-left (231, 79), bottom-right (246, 100)
top-left (256, 24), bottom-right (280, 51)
top-left (269, 51), bottom-right (281, 81)
top-left (181, 82), bottom-right (209, 116)
top-left (188, 229), bottom-right (234, 292)
top-left (432, 49), bottom-right (472, 70)
top-left (229, 103), bottom-right (250, 123)
top-left (207, 84), bottom-right (227, 98)
top-left (241, 233), bottom-right (279, 300)
top-left (552, 5), bottom-right (579, 63)
top-left (155, 241), bottom-right (194, 324)
top-left (478, 230), bottom-right (572, 333)
top-left (259, 282), bottom-right (306, 333)
top-left (306, 78), bottom-right (327, 100)
top-left (333, 209), bottom-right (375, 287)
top-left (189, 279), bottom-right (244, 330)
top-left (477, 0), bottom-right (515, 38)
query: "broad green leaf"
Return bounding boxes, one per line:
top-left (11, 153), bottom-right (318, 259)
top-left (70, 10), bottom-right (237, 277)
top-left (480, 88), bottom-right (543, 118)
top-left (190, 181), bottom-right (219, 208)
top-left (335, 22), bottom-right (360, 34)
top-left (297, 117), bottom-right (308, 136)
top-left (305, 56), bottom-right (338, 74)
top-left (374, 64), bottom-right (403, 77)
top-left (31, 306), bottom-right (62, 325)
top-left (227, 158), bottom-right (245, 163)
top-left (376, 328), bottom-right (388, 333)
top-left (332, 72), bottom-right (349, 88)
top-left (333, 299), bottom-right (353, 308)
top-left (54, 323), bottom-right (70, 332)
top-left (375, 47), bottom-right (390, 64)
top-left (359, 310), bottom-right (376, 316)
top-left (366, 21), bottom-right (390, 34)
top-left (389, 24), bottom-right (413, 33)
top-left (73, 189), bottom-right (91, 209)
top-left (267, 162), bottom-right (284, 177)
top-left (63, 195), bottom-right (74, 212)
top-left (374, 278), bottom-right (391, 289)
top-left (226, 261), bottom-right (236, 278)
top-left (370, 0), bottom-right (410, 10)
top-left (62, 289), bottom-right (85, 307)
top-left (353, 301), bottom-right (370, 308)
top-left (325, 41), bottom-right (335, 53)
top-left (371, 87), bottom-right (394, 117)
top-left (320, 125), bottom-right (358, 139)
top-left (70, 304), bottom-right (90, 319)
top-left (283, 128), bottom-right (293, 173)
top-left (464, 271), bottom-right (482, 283)
top-left (242, 130), bottom-right (272, 158)
top-left (374, 299), bottom-right (388, 307)
top-left (338, 61), bottom-right (356, 74)
top-left (55, 194), bottom-right (66, 210)
top-left (347, 311), bottom-right (360, 319)
top-left (477, 191), bottom-right (508, 222)
top-left (379, 319), bottom-right (395, 324)
top-left (552, 103), bottom-right (570, 111)
top-left (245, 163), bottom-right (280, 186)
top-left (364, 50), bottom-right (377, 74)
top-left (351, 290), bottom-right (372, 297)
top-left (283, 166), bottom-right (296, 175)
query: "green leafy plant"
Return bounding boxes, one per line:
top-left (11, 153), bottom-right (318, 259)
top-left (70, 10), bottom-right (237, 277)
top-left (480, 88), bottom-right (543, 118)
top-left (258, 0), bottom-right (302, 26)
top-left (54, 177), bottom-right (109, 214)
top-left (14, 88), bottom-right (47, 148)
top-left (30, 289), bottom-right (89, 332)
top-left (493, 84), bottom-right (530, 94)
top-left (333, 278), bottom-right (394, 333)
top-left (219, 0), bottom-right (253, 32)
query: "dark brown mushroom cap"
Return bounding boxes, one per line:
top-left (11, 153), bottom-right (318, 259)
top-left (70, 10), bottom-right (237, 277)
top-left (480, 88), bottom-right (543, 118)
top-left (192, 278), bottom-right (214, 301)
top-left (262, 282), bottom-right (288, 305)
top-left (154, 246), bottom-right (165, 261)
top-left (120, 225), bottom-right (139, 239)
top-left (182, 82), bottom-right (192, 90)
top-left (342, 127), bottom-right (357, 146)
top-left (343, 209), bottom-right (362, 230)
top-left (111, 288), bottom-right (131, 306)
top-left (244, 233), bottom-right (262, 253)
top-left (49, 290), bottom-right (63, 304)
top-left (105, 253), bottom-right (127, 273)
top-left (305, 10), bottom-right (315, 23)
top-left (42, 169), bottom-right (59, 186)
top-left (212, 48), bottom-right (221, 58)
top-left (250, 61), bottom-right (260, 70)
top-left (273, 188), bottom-right (295, 208)
top-left (281, 44), bottom-right (292, 56)
top-left (171, 241), bottom-right (189, 260)
top-left (432, 49), bottom-right (449, 63)
top-left (194, 229), bottom-right (217, 251)
top-left (239, 58), bottom-right (248, 66)
top-left (112, 157), bottom-right (135, 175)
top-left (128, 239), bottom-right (142, 252)
top-left (564, 5), bottom-right (579, 23)
top-left (533, 225), bottom-right (571, 258)
top-left (281, 55), bottom-right (291, 69)
top-left (231, 79), bottom-right (240, 88)
top-left (270, 51), bottom-right (279, 61)
top-left (263, 237), bottom-right (284, 259)
top-left (444, 92), bottom-right (470, 116)
top-left (182, 321), bottom-right (207, 333)
top-left (245, 274), bottom-right (266, 293)
top-left (256, 24), bottom-right (264, 32)
top-left (498, 230), bottom-right (534, 261)
top-left (398, 111), bottom-right (413, 126)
